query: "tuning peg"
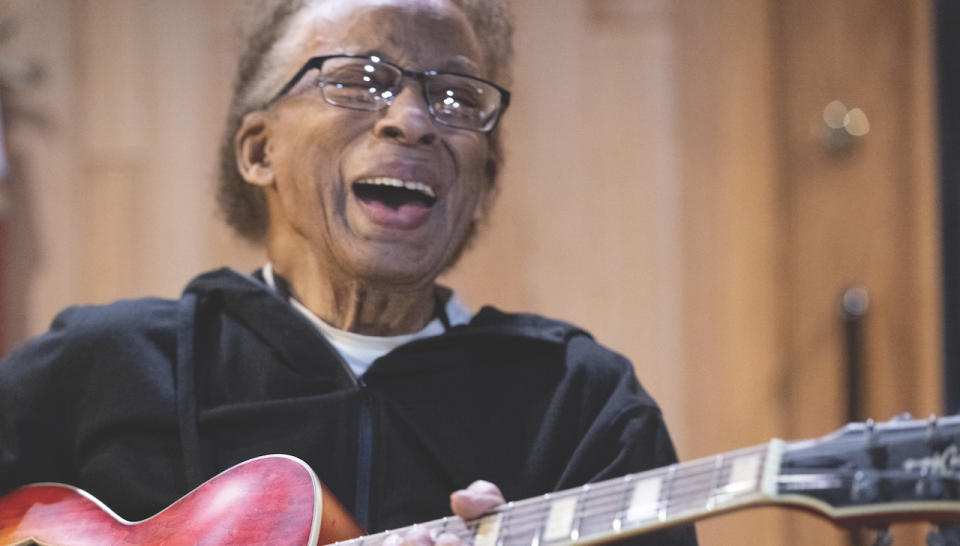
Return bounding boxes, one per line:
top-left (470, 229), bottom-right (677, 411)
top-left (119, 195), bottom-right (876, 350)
top-left (864, 419), bottom-right (888, 469)
top-left (926, 524), bottom-right (960, 546)
top-left (925, 415), bottom-right (954, 453)
top-left (852, 470), bottom-right (881, 503)
top-left (927, 415), bottom-right (940, 441)
top-left (865, 419), bottom-right (878, 448)
top-left (915, 465), bottom-right (948, 500)
top-left (873, 527), bottom-right (893, 546)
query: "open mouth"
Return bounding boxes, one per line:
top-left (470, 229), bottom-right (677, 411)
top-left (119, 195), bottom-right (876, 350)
top-left (353, 177), bottom-right (437, 209)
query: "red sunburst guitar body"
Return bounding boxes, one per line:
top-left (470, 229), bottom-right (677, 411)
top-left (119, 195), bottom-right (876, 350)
top-left (0, 454), bottom-right (363, 546)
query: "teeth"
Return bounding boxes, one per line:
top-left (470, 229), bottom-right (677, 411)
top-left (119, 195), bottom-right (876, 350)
top-left (360, 177), bottom-right (436, 199)
top-left (404, 181), bottom-right (436, 199)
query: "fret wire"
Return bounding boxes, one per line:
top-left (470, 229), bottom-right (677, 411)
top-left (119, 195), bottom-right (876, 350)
top-left (611, 474), bottom-right (632, 533)
top-left (705, 454), bottom-right (724, 511)
top-left (496, 502), bottom-right (513, 546)
top-left (659, 464), bottom-right (677, 522)
top-left (569, 477), bottom-right (719, 523)
top-left (502, 479), bottom-right (643, 534)
top-left (667, 446), bottom-right (767, 509)
top-left (410, 421), bottom-right (960, 546)
top-left (557, 473), bottom-right (760, 529)
top-left (425, 520), bottom-right (443, 540)
top-left (501, 470), bottom-right (761, 536)
top-left (537, 444), bottom-right (764, 511)
top-left (664, 446), bottom-right (769, 515)
top-left (340, 444), bottom-right (775, 546)
top-left (531, 492), bottom-right (552, 546)
top-left (569, 483), bottom-right (588, 541)
top-left (501, 446), bottom-right (745, 513)
top-left (505, 451), bottom-right (730, 518)
top-left (467, 517), bottom-right (479, 541)
top-left (598, 446), bottom-right (769, 527)
top-left (485, 446), bottom-right (769, 540)
top-left (373, 479), bottom-right (746, 546)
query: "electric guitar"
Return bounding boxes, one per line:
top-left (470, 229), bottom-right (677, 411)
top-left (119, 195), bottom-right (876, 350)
top-left (2, 414), bottom-right (960, 545)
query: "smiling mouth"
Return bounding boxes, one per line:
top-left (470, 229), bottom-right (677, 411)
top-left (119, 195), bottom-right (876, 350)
top-left (353, 177), bottom-right (438, 209)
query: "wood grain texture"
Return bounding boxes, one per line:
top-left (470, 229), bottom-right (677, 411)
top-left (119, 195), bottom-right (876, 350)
top-left (672, 1), bottom-right (785, 543)
top-left (772, 1), bottom-right (940, 544)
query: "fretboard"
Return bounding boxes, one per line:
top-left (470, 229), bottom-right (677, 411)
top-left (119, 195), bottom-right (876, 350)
top-left (331, 440), bottom-right (784, 546)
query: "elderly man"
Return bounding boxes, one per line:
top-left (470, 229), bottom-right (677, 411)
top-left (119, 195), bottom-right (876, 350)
top-left (0, 0), bottom-right (695, 544)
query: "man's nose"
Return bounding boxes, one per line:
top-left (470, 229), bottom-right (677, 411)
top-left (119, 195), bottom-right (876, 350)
top-left (373, 85), bottom-right (438, 146)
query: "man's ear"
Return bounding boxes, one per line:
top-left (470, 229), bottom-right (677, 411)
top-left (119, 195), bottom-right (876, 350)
top-left (474, 157), bottom-right (500, 222)
top-left (235, 111), bottom-right (274, 187)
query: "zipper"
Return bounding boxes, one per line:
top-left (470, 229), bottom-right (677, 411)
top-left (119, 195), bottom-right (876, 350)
top-left (354, 375), bottom-right (374, 530)
top-left (260, 267), bottom-right (380, 528)
top-left (320, 338), bottom-right (376, 532)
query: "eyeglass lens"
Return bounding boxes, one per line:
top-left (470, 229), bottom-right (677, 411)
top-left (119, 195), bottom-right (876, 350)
top-left (311, 57), bottom-right (502, 131)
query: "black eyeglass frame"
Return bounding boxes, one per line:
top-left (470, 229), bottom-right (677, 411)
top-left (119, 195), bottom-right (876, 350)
top-left (268, 55), bottom-right (511, 132)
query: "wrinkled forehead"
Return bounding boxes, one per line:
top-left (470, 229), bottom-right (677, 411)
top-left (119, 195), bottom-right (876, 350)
top-left (279, 0), bottom-right (484, 74)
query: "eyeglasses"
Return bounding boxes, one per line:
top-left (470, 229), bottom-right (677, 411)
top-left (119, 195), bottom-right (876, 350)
top-left (270, 55), bottom-right (510, 132)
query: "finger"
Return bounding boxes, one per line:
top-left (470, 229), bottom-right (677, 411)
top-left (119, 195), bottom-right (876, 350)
top-left (466, 480), bottom-right (503, 498)
top-left (382, 526), bottom-right (433, 546)
top-left (435, 532), bottom-right (464, 546)
top-left (402, 526), bottom-right (433, 546)
top-left (450, 480), bottom-right (505, 519)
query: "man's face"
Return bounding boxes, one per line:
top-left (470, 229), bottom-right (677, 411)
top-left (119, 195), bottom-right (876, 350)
top-left (250, 0), bottom-right (492, 288)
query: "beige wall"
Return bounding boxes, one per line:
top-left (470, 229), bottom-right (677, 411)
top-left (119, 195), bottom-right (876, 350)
top-left (0, 1), bottom-right (942, 544)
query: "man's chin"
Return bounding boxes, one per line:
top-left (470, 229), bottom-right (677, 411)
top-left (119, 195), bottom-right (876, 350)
top-left (346, 253), bottom-right (446, 288)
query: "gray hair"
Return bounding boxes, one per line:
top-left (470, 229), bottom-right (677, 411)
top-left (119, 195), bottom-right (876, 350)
top-left (217, 0), bottom-right (514, 244)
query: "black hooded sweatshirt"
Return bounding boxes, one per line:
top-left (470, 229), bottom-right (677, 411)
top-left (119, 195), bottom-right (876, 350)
top-left (0, 268), bottom-right (696, 545)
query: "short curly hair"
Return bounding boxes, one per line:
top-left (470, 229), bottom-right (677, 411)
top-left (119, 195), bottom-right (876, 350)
top-left (217, 0), bottom-right (515, 244)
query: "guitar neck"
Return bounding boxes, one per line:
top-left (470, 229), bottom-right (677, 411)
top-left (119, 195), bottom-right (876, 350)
top-left (335, 441), bottom-right (784, 546)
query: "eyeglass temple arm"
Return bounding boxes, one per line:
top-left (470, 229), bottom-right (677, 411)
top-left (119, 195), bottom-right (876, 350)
top-left (269, 57), bottom-right (328, 104)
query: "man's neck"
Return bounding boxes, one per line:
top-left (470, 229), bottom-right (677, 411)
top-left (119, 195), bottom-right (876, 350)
top-left (268, 258), bottom-right (437, 337)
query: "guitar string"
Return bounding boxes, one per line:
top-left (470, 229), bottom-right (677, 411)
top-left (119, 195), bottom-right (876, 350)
top-left (331, 435), bottom-right (955, 546)
top-left (332, 464), bottom-right (920, 546)
top-left (331, 445), bottom-right (771, 546)
top-left (502, 444), bottom-right (769, 515)
top-left (341, 446), bottom-right (770, 544)
top-left (424, 467), bottom-right (856, 546)
top-left (435, 462), bottom-right (958, 545)
top-left (440, 460), bottom-right (740, 534)
top-left (480, 463), bottom-right (957, 539)
top-left (340, 469), bottom-right (866, 546)
top-left (469, 429), bottom-right (952, 534)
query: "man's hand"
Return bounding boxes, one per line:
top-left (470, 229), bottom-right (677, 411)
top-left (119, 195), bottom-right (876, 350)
top-left (382, 480), bottom-right (505, 546)
top-left (449, 480), bottom-right (504, 520)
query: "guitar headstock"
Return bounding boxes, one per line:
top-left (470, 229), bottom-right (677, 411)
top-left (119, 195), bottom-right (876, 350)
top-left (777, 414), bottom-right (960, 527)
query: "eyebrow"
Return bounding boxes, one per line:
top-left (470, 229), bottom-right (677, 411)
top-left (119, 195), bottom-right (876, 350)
top-left (354, 49), bottom-right (481, 75)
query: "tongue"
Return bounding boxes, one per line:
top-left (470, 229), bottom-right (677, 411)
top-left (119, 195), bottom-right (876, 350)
top-left (358, 195), bottom-right (431, 229)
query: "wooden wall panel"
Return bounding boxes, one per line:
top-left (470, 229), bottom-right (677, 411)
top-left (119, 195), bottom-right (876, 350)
top-left (1, 0), bottom-right (262, 344)
top-left (1, 0), bottom-right (83, 346)
top-left (447, 0), bottom-right (688, 442)
top-left (672, 1), bottom-right (785, 543)
top-left (774, 1), bottom-right (941, 544)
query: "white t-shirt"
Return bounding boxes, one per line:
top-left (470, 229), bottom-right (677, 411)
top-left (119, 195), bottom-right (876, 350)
top-left (261, 264), bottom-right (473, 377)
